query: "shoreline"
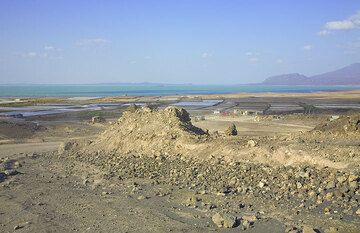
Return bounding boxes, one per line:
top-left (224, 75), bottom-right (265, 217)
top-left (0, 89), bottom-right (360, 100)
top-left (1, 85), bottom-right (360, 99)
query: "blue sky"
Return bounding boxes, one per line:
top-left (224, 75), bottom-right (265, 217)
top-left (0, 0), bottom-right (360, 84)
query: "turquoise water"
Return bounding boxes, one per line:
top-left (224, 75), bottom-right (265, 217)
top-left (0, 84), bottom-right (359, 97)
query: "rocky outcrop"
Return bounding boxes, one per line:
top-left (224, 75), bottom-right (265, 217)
top-left (82, 106), bottom-right (207, 156)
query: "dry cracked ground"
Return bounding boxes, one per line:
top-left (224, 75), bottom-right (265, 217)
top-left (0, 106), bottom-right (359, 233)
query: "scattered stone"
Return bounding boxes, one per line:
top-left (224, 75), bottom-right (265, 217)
top-left (64, 106), bottom-right (360, 232)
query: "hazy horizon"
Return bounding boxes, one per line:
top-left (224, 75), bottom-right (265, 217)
top-left (1, 1), bottom-right (360, 85)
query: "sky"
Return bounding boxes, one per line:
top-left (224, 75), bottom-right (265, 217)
top-left (0, 0), bottom-right (360, 84)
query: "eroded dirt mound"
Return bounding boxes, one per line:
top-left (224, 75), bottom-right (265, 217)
top-left (313, 114), bottom-right (360, 134)
top-left (81, 106), bottom-right (207, 155)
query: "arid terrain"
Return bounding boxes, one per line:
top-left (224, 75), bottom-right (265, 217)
top-left (0, 91), bottom-right (360, 233)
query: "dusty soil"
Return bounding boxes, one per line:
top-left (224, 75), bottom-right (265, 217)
top-left (0, 92), bottom-right (360, 233)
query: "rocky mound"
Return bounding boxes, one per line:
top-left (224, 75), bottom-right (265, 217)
top-left (81, 106), bottom-right (207, 156)
top-left (313, 114), bottom-right (360, 135)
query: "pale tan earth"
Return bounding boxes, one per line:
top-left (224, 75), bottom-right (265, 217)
top-left (0, 91), bottom-right (360, 233)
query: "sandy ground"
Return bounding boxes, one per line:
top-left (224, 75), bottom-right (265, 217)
top-left (0, 91), bottom-right (360, 233)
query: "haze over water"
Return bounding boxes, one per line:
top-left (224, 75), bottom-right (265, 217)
top-left (0, 84), bottom-right (359, 97)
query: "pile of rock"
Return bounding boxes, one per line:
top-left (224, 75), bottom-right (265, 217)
top-left (81, 106), bottom-right (207, 156)
top-left (313, 114), bottom-right (360, 135)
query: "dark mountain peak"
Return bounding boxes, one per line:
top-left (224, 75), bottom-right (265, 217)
top-left (262, 73), bottom-right (309, 85)
top-left (262, 63), bottom-right (360, 85)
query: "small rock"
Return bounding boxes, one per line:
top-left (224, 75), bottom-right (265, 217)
top-left (212, 213), bottom-right (237, 228)
top-left (91, 116), bottom-right (106, 124)
top-left (336, 176), bottom-right (346, 183)
top-left (349, 181), bottom-right (358, 190)
top-left (209, 204), bottom-right (217, 210)
top-left (356, 208), bottom-right (360, 216)
top-left (348, 174), bottom-right (358, 182)
top-left (137, 195), bottom-right (146, 200)
top-left (302, 226), bottom-right (317, 233)
top-left (58, 141), bottom-right (76, 154)
top-left (258, 181), bottom-right (265, 188)
top-left (211, 213), bottom-right (223, 228)
top-left (0, 172), bottom-right (6, 181)
top-left (222, 214), bottom-right (237, 228)
top-left (242, 215), bottom-right (257, 222)
top-left (325, 192), bottom-right (333, 201)
top-left (14, 225), bottom-right (23, 230)
top-left (299, 171), bottom-right (310, 178)
top-left (324, 227), bottom-right (339, 233)
top-left (326, 181), bottom-right (336, 190)
top-left (247, 140), bottom-right (257, 147)
top-left (241, 220), bottom-right (251, 230)
top-left (4, 169), bottom-right (18, 176)
top-left (324, 207), bottom-right (331, 215)
top-left (225, 124), bottom-right (237, 136)
top-left (296, 182), bottom-right (303, 189)
top-left (285, 226), bottom-right (301, 233)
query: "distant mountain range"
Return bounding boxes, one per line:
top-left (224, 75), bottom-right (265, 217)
top-left (262, 63), bottom-right (360, 85)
